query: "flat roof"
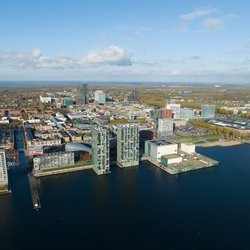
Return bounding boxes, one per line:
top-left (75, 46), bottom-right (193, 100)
top-left (148, 139), bottom-right (174, 146)
top-left (162, 154), bottom-right (181, 159)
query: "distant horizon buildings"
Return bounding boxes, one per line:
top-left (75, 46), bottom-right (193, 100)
top-left (79, 83), bottom-right (89, 104)
top-left (92, 127), bottom-right (110, 175)
top-left (116, 124), bottom-right (139, 168)
top-left (0, 149), bottom-right (8, 191)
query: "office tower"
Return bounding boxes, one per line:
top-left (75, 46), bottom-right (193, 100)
top-left (201, 105), bottom-right (216, 119)
top-left (180, 108), bottom-right (195, 120)
top-left (166, 104), bottom-right (181, 119)
top-left (116, 124), bottom-right (139, 168)
top-left (0, 149), bottom-right (8, 191)
top-left (92, 127), bottom-right (110, 175)
top-left (157, 118), bottom-right (174, 137)
top-left (79, 83), bottom-right (89, 104)
top-left (127, 90), bottom-right (139, 102)
top-left (94, 90), bottom-right (106, 104)
top-left (64, 98), bottom-right (74, 106)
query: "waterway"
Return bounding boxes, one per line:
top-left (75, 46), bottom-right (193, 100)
top-left (1, 144), bottom-right (250, 249)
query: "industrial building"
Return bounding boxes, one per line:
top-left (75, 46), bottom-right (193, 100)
top-left (0, 149), bottom-right (8, 191)
top-left (91, 127), bottom-right (110, 175)
top-left (144, 141), bottom-right (218, 175)
top-left (116, 124), bottom-right (139, 168)
top-left (33, 152), bottom-right (75, 175)
top-left (144, 139), bottom-right (178, 162)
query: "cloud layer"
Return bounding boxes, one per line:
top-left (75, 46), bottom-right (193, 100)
top-left (179, 7), bottom-right (216, 22)
top-left (0, 45), bottom-right (133, 69)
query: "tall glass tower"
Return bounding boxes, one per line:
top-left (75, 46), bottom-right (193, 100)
top-left (79, 83), bottom-right (89, 104)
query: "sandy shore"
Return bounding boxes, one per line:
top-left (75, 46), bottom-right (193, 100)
top-left (198, 140), bottom-right (244, 147)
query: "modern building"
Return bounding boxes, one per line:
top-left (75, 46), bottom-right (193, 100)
top-left (0, 149), bottom-right (8, 191)
top-left (64, 98), bottom-right (74, 106)
top-left (145, 139), bottom-right (178, 162)
top-left (91, 127), bottom-right (110, 175)
top-left (201, 105), bottom-right (216, 119)
top-left (180, 108), bottom-right (195, 120)
top-left (79, 83), bottom-right (89, 104)
top-left (33, 152), bottom-right (75, 175)
top-left (116, 124), bottom-right (139, 168)
top-left (94, 90), bottom-right (106, 104)
top-left (40, 96), bottom-right (52, 104)
top-left (166, 104), bottom-right (181, 119)
top-left (157, 118), bottom-right (174, 137)
top-left (127, 90), bottom-right (139, 102)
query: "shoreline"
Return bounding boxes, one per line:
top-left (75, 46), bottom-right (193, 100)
top-left (198, 140), bottom-right (244, 148)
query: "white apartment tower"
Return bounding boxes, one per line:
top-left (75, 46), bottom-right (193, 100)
top-left (116, 124), bottom-right (139, 168)
top-left (0, 149), bottom-right (8, 191)
top-left (92, 127), bottom-right (110, 175)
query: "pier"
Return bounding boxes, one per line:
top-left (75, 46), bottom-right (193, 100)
top-left (28, 173), bottom-right (41, 209)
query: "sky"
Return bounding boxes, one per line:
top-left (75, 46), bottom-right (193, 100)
top-left (0, 0), bottom-right (250, 83)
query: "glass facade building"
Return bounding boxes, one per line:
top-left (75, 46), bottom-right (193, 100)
top-left (201, 105), bottom-right (216, 119)
top-left (79, 83), bottom-right (89, 104)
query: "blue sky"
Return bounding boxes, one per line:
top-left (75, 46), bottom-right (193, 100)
top-left (0, 0), bottom-right (250, 83)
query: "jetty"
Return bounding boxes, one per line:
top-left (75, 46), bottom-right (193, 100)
top-left (28, 173), bottom-right (41, 209)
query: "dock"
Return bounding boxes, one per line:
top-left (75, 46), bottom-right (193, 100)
top-left (28, 173), bottom-right (41, 209)
top-left (142, 153), bottom-right (219, 175)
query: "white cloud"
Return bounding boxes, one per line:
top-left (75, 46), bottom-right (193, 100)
top-left (82, 45), bottom-right (132, 66)
top-left (170, 70), bottom-right (181, 76)
top-left (202, 18), bottom-right (224, 32)
top-left (179, 7), bottom-right (216, 22)
top-left (0, 45), bottom-right (133, 69)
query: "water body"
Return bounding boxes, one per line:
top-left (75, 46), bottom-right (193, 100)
top-left (1, 144), bottom-right (250, 250)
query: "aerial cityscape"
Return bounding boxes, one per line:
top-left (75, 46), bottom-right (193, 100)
top-left (1, 1), bottom-right (250, 250)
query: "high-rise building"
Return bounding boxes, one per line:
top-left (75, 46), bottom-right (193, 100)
top-left (91, 127), bottom-right (110, 175)
top-left (201, 105), bottom-right (216, 119)
top-left (94, 90), bottom-right (106, 104)
top-left (116, 124), bottom-right (139, 168)
top-left (180, 108), bottom-right (195, 120)
top-left (0, 149), bottom-right (8, 191)
top-left (127, 90), bottom-right (139, 102)
top-left (79, 83), bottom-right (89, 104)
top-left (166, 104), bottom-right (181, 119)
top-left (157, 118), bottom-right (174, 137)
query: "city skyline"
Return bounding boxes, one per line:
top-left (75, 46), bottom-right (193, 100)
top-left (0, 0), bottom-right (250, 83)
